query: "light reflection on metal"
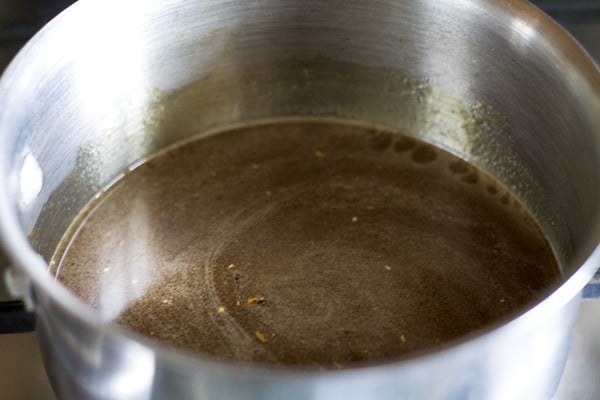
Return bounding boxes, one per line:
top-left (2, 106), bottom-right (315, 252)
top-left (19, 152), bottom-right (43, 208)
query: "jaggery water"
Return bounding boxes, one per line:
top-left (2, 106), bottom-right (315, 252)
top-left (51, 120), bottom-right (560, 369)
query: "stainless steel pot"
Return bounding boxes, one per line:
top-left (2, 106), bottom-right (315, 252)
top-left (0, 0), bottom-right (599, 399)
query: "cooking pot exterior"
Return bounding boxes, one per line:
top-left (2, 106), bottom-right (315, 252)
top-left (34, 285), bottom-right (581, 399)
top-left (0, 0), bottom-right (599, 399)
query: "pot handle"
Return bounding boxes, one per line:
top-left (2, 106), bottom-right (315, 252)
top-left (0, 300), bottom-right (35, 333)
top-left (582, 269), bottom-right (600, 300)
top-left (0, 265), bottom-right (36, 334)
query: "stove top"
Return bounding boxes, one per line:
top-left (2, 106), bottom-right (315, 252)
top-left (0, 1), bottom-right (599, 399)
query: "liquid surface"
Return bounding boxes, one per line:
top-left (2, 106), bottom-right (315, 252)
top-left (52, 120), bottom-right (560, 368)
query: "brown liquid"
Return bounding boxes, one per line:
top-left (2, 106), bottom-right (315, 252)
top-left (52, 120), bottom-right (560, 369)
